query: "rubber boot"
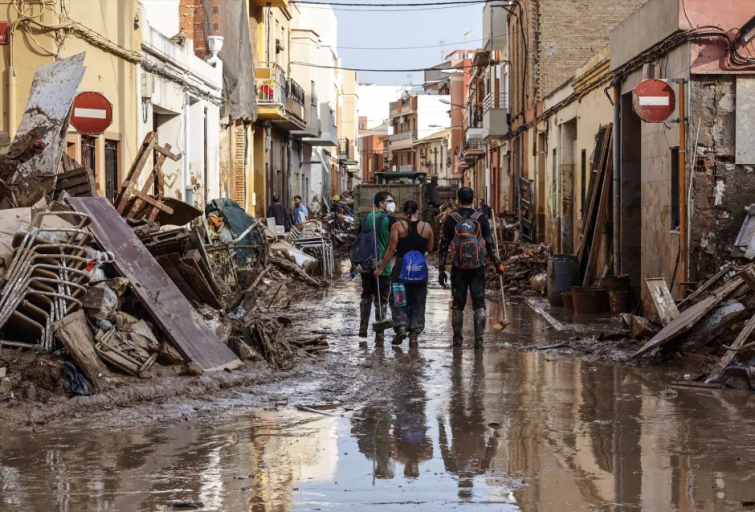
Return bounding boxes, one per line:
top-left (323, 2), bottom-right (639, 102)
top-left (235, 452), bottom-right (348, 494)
top-left (451, 309), bottom-right (464, 348)
top-left (408, 331), bottom-right (419, 346)
top-left (358, 298), bottom-right (371, 338)
top-left (473, 308), bottom-right (486, 349)
top-left (392, 325), bottom-right (408, 346)
top-left (375, 304), bottom-right (387, 344)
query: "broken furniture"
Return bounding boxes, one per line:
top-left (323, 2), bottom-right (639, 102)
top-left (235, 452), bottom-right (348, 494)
top-left (114, 131), bottom-right (180, 222)
top-left (0, 210), bottom-right (93, 351)
top-left (287, 222), bottom-right (334, 277)
top-left (69, 196), bottom-right (241, 372)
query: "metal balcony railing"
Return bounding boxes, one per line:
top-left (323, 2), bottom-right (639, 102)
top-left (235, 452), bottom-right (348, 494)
top-left (389, 131), bottom-right (416, 142)
top-left (289, 79), bottom-right (306, 106)
top-left (255, 62), bottom-right (286, 107)
top-left (464, 141), bottom-right (485, 152)
top-left (484, 92), bottom-right (509, 112)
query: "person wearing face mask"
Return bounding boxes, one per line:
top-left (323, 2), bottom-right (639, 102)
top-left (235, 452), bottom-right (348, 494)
top-left (357, 191), bottom-right (397, 343)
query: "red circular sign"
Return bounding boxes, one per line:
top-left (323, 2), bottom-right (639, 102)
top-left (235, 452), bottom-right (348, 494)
top-left (632, 79), bottom-right (676, 123)
top-left (70, 92), bottom-right (113, 136)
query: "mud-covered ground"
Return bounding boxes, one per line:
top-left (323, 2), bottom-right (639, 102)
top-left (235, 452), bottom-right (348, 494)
top-left (3, 265), bottom-right (755, 511)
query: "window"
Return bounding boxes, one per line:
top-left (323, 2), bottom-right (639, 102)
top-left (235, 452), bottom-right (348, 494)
top-left (310, 80), bottom-right (317, 106)
top-left (581, 149), bottom-right (587, 215)
top-left (104, 139), bottom-right (119, 202)
top-left (671, 147), bottom-right (680, 230)
top-left (81, 136), bottom-right (96, 174)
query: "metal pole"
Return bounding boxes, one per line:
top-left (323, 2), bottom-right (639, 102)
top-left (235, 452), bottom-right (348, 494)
top-left (613, 85), bottom-right (621, 275)
top-left (679, 80), bottom-right (688, 297)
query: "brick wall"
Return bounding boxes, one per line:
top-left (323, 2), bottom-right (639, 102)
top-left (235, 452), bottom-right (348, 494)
top-left (179, 0), bottom-right (220, 58)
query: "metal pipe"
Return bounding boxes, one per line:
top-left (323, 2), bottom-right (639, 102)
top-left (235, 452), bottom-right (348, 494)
top-left (612, 85), bottom-right (621, 275)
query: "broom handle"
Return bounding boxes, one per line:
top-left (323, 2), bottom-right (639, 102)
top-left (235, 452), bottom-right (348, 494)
top-left (491, 211), bottom-right (509, 324)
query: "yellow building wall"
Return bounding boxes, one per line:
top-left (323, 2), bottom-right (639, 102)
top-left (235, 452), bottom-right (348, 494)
top-left (0, 0), bottom-right (139, 196)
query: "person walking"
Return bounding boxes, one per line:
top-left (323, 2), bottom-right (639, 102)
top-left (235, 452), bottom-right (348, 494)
top-left (438, 187), bottom-right (504, 349)
top-left (267, 195), bottom-right (292, 233)
top-left (293, 195), bottom-right (309, 225)
top-left (357, 191), bottom-right (396, 343)
top-left (375, 200), bottom-right (434, 346)
top-left (477, 199), bottom-right (492, 219)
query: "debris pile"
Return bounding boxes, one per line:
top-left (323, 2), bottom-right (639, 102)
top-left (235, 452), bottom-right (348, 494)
top-left (0, 55), bottom-right (329, 405)
top-left (488, 240), bottom-right (551, 295)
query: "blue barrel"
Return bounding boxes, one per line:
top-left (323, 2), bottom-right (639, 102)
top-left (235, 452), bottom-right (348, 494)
top-left (547, 255), bottom-right (580, 306)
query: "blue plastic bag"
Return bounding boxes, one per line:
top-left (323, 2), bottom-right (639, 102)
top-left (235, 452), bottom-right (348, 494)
top-left (399, 251), bottom-right (428, 283)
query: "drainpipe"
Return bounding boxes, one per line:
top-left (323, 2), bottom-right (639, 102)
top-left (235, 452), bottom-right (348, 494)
top-left (613, 85), bottom-right (621, 275)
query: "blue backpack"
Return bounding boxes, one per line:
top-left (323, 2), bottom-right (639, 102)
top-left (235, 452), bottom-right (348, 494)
top-left (351, 213), bottom-right (387, 273)
top-left (399, 250), bottom-right (428, 282)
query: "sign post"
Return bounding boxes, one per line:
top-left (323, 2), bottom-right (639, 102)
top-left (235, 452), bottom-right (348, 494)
top-left (70, 92), bottom-right (113, 136)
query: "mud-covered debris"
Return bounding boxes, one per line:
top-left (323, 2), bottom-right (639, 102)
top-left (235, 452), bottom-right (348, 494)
top-left (620, 313), bottom-right (658, 340)
top-left (167, 500), bottom-right (204, 509)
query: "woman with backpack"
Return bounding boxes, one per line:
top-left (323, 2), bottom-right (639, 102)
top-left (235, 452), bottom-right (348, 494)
top-left (374, 200), bottom-right (434, 346)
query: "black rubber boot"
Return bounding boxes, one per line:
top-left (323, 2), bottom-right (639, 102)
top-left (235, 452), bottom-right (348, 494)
top-left (474, 308), bottom-right (486, 349)
top-left (392, 326), bottom-right (408, 345)
top-left (452, 309), bottom-right (464, 348)
top-left (408, 331), bottom-right (419, 346)
top-left (358, 298), bottom-right (371, 338)
top-left (375, 304), bottom-right (387, 344)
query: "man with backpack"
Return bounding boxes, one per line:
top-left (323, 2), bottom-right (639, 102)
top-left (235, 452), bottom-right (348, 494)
top-left (438, 187), bottom-right (504, 349)
top-left (351, 191), bottom-right (396, 342)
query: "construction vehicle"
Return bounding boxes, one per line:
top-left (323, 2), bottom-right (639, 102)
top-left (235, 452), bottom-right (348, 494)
top-left (353, 172), bottom-right (457, 247)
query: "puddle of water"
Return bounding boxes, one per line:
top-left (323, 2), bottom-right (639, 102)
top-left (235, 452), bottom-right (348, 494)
top-left (3, 347), bottom-right (755, 511)
top-left (3, 265), bottom-right (755, 511)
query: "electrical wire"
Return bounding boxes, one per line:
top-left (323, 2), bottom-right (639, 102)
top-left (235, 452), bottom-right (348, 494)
top-left (291, 34), bottom-right (508, 50)
top-left (305, 3), bottom-right (474, 11)
top-left (291, 61), bottom-right (502, 72)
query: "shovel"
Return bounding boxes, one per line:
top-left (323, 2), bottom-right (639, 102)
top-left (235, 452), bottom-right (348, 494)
top-left (491, 211), bottom-right (510, 331)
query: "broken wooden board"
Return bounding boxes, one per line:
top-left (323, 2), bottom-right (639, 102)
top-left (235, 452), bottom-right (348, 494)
top-left (678, 263), bottom-right (732, 311)
top-left (634, 277), bottom-right (743, 358)
top-left (53, 309), bottom-right (110, 392)
top-left (0, 54), bottom-right (86, 207)
top-left (734, 204), bottom-right (755, 259)
top-left (645, 277), bottom-right (680, 326)
top-left (678, 301), bottom-right (747, 353)
top-left (68, 197), bottom-right (241, 372)
top-left (706, 310), bottom-right (755, 383)
top-left (524, 297), bottom-right (571, 332)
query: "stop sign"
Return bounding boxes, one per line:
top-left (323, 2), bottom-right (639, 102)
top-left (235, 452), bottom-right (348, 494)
top-left (70, 92), bottom-right (113, 135)
top-left (632, 79), bottom-right (676, 123)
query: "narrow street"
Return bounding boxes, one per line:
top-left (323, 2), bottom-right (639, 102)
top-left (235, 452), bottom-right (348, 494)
top-left (2, 266), bottom-right (755, 511)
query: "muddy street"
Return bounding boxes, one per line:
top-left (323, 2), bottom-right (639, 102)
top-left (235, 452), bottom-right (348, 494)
top-left (3, 270), bottom-right (755, 511)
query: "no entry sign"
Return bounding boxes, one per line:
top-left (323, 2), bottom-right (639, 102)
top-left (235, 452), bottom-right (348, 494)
top-left (632, 79), bottom-right (676, 123)
top-left (70, 92), bottom-right (113, 135)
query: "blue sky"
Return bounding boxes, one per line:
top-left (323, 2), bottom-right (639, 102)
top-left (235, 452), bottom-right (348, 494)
top-left (335, 3), bottom-right (483, 86)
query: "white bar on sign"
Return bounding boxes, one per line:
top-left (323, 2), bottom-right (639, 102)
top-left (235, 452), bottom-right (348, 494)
top-left (638, 96), bottom-right (670, 106)
top-left (74, 108), bottom-right (107, 119)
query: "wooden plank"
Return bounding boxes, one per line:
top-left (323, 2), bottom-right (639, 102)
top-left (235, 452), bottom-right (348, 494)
top-left (53, 309), bottom-right (110, 392)
top-left (116, 132), bottom-right (156, 213)
top-left (157, 255), bottom-right (201, 304)
top-left (582, 146), bottom-right (612, 287)
top-left (645, 277), bottom-right (680, 325)
top-left (524, 298), bottom-right (571, 332)
top-left (678, 263), bottom-right (732, 311)
top-left (706, 311), bottom-right (755, 383)
top-left (170, 253), bottom-right (222, 309)
top-left (576, 125), bottom-right (612, 262)
top-left (184, 249), bottom-right (223, 300)
top-left (634, 277), bottom-right (743, 357)
top-left (68, 197), bottom-right (241, 372)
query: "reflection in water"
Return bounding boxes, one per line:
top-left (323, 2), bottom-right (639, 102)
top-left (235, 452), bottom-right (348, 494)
top-left (3, 333), bottom-right (755, 510)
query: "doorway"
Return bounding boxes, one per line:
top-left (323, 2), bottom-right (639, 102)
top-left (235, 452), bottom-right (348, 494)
top-left (620, 93), bottom-right (643, 305)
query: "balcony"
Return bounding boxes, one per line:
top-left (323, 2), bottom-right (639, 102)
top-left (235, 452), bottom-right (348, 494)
top-left (255, 63), bottom-right (306, 130)
top-left (483, 93), bottom-right (509, 139)
top-left (338, 138), bottom-right (357, 164)
top-left (465, 127), bottom-right (484, 141)
top-left (389, 130), bottom-right (416, 151)
top-left (462, 140), bottom-right (485, 160)
top-left (389, 98), bottom-right (415, 118)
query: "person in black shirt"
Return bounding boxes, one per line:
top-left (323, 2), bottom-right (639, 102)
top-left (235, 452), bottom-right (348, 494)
top-left (477, 199), bottom-right (492, 219)
top-left (267, 195), bottom-right (292, 233)
top-left (438, 187), bottom-right (504, 349)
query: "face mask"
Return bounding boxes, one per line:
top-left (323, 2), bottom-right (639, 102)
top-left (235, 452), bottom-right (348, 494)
top-left (385, 202), bottom-right (396, 213)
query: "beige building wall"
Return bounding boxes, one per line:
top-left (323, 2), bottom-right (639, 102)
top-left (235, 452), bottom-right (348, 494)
top-left (0, 0), bottom-right (140, 197)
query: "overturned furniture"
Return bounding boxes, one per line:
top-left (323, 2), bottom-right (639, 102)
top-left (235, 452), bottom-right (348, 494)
top-left (0, 210), bottom-right (93, 351)
top-left (114, 131), bottom-right (180, 222)
top-left (287, 222), bottom-right (334, 278)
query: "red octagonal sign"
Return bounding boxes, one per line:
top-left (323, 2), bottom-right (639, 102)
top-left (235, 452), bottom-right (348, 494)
top-left (70, 92), bottom-right (113, 136)
top-left (632, 79), bottom-right (676, 123)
